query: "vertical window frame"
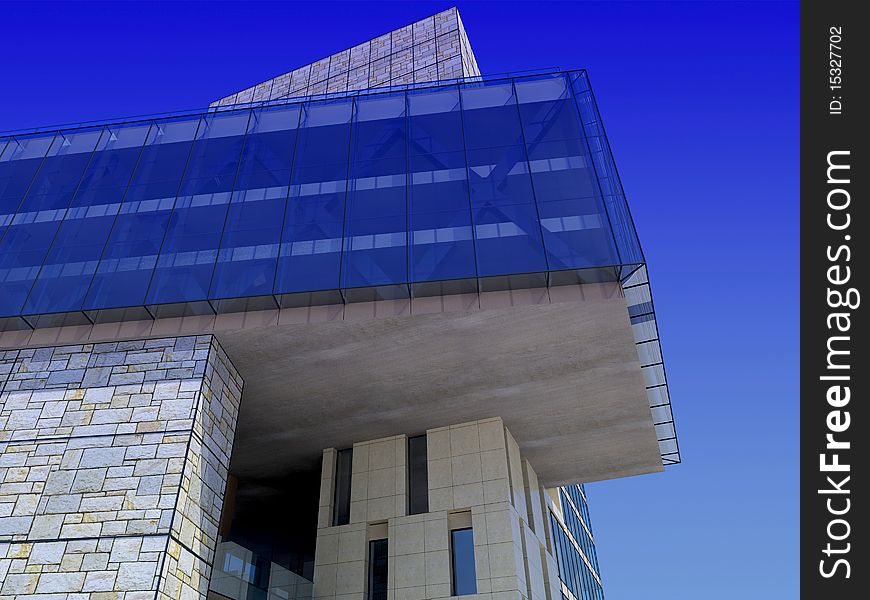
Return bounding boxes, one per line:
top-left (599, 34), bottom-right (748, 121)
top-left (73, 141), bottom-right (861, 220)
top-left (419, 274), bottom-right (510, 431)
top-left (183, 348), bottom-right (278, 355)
top-left (450, 526), bottom-right (477, 596)
top-left (407, 433), bottom-right (429, 515)
top-left (367, 537), bottom-right (389, 600)
top-left (332, 447), bottom-right (353, 526)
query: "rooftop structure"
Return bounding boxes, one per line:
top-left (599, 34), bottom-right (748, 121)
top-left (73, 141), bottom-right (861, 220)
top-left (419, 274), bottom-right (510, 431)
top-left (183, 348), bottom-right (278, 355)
top-left (210, 7), bottom-right (480, 107)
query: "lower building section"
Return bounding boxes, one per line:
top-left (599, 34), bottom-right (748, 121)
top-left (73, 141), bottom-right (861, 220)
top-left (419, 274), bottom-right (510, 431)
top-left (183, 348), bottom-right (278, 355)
top-left (306, 418), bottom-right (593, 600)
top-left (2, 335), bottom-right (605, 600)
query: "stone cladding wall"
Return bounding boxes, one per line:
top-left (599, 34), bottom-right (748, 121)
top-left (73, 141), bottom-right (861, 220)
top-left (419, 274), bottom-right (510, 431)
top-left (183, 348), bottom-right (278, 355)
top-left (0, 335), bottom-right (242, 600)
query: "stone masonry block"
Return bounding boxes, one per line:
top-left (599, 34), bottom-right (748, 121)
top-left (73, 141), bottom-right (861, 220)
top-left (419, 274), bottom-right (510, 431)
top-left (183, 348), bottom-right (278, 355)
top-left (0, 335), bottom-right (243, 600)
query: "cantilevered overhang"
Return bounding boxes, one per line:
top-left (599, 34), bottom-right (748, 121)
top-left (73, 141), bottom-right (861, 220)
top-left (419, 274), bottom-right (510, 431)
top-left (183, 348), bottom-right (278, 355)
top-left (0, 280), bottom-right (666, 485)
top-left (217, 282), bottom-right (661, 486)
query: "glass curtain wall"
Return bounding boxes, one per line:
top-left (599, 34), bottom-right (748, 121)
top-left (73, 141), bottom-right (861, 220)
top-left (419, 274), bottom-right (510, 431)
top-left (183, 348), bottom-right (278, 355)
top-left (0, 72), bottom-right (633, 326)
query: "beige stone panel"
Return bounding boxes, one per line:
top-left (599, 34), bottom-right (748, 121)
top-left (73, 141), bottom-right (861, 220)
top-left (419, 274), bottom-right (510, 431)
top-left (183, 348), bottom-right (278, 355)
top-left (504, 428), bottom-right (528, 521)
top-left (522, 460), bottom-right (546, 542)
top-left (0, 535), bottom-right (167, 597)
top-left (522, 522), bottom-right (547, 600)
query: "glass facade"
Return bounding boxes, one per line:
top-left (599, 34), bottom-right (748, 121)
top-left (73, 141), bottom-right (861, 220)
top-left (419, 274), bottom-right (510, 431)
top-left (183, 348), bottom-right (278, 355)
top-left (551, 484), bottom-right (604, 600)
top-left (0, 71), bottom-right (637, 325)
top-left (211, 540), bottom-right (314, 600)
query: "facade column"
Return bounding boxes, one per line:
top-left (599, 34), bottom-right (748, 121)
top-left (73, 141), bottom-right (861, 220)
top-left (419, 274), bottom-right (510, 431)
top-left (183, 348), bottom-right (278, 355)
top-left (0, 335), bottom-right (242, 600)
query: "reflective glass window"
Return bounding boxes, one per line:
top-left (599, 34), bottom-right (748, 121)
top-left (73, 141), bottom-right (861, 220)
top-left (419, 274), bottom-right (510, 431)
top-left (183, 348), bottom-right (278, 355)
top-left (0, 129), bottom-right (101, 316)
top-left (408, 88), bottom-right (475, 284)
top-left (333, 448), bottom-right (353, 526)
top-left (460, 82), bottom-right (525, 148)
top-left (569, 72), bottom-right (642, 266)
top-left (450, 528), bottom-right (477, 595)
top-left (367, 538), bottom-right (388, 600)
top-left (461, 83), bottom-right (547, 277)
top-left (466, 144), bottom-right (546, 276)
top-left (342, 93), bottom-right (407, 291)
top-left (407, 434), bottom-right (429, 514)
top-left (0, 134), bottom-right (54, 232)
top-left (515, 75), bottom-right (585, 144)
top-left (275, 100), bottom-right (353, 294)
top-left (22, 123), bottom-right (152, 316)
top-left (516, 75), bottom-right (618, 270)
top-left (210, 105), bottom-right (301, 300)
top-left (84, 117), bottom-right (200, 311)
top-left (145, 111), bottom-right (250, 306)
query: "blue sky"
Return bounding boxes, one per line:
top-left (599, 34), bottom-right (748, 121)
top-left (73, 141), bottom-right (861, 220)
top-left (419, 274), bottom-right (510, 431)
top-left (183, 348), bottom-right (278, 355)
top-left (1, 1), bottom-right (799, 597)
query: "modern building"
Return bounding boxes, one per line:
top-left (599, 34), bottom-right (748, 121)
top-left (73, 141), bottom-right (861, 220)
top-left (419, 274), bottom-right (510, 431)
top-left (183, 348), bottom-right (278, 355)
top-left (0, 7), bottom-right (678, 600)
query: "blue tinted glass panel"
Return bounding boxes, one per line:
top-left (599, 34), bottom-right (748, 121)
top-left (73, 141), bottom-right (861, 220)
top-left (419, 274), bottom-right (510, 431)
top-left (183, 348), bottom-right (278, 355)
top-left (408, 88), bottom-right (475, 283)
top-left (516, 78), bottom-right (618, 270)
top-left (550, 506), bottom-right (603, 600)
top-left (145, 111), bottom-right (250, 306)
top-left (515, 75), bottom-right (585, 145)
top-left (275, 100), bottom-right (352, 294)
top-left (461, 83), bottom-right (547, 276)
top-left (210, 105), bottom-right (301, 300)
top-left (569, 71), bottom-right (643, 266)
top-left (460, 82), bottom-right (524, 148)
top-left (18, 130), bottom-right (103, 211)
top-left (466, 144), bottom-right (547, 276)
top-left (408, 87), bottom-right (465, 153)
top-left (0, 134), bottom-right (54, 233)
top-left (342, 94), bottom-right (407, 290)
top-left (22, 124), bottom-right (152, 315)
top-left (84, 117), bottom-right (201, 311)
top-left (450, 528), bottom-right (477, 595)
top-left (0, 129), bottom-right (101, 316)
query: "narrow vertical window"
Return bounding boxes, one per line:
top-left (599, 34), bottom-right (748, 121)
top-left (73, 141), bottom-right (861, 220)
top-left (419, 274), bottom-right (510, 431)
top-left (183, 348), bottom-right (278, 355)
top-left (450, 528), bottom-right (477, 595)
top-left (333, 448), bottom-right (353, 526)
top-left (368, 538), bottom-right (388, 600)
top-left (408, 434), bottom-right (429, 514)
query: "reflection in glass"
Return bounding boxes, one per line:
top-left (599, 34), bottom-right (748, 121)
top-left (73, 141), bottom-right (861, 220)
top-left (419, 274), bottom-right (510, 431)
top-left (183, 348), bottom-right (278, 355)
top-left (408, 434), bottom-right (428, 515)
top-left (451, 528), bottom-right (477, 595)
top-left (342, 93), bottom-right (407, 292)
top-left (332, 448), bottom-right (352, 527)
top-left (22, 123), bottom-right (152, 316)
top-left (0, 72), bottom-right (646, 322)
top-left (0, 129), bottom-right (102, 316)
top-left (367, 539), bottom-right (388, 600)
top-left (145, 111), bottom-right (251, 306)
top-left (84, 117), bottom-right (201, 311)
top-left (275, 100), bottom-right (353, 295)
top-left (1, 134), bottom-right (56, 230)
top-left (408, 86), bottom-right (476, 284)
top-left (466, 144), bottom-right (547, 276)
top-left (210, 105), bottom-right (301, 301)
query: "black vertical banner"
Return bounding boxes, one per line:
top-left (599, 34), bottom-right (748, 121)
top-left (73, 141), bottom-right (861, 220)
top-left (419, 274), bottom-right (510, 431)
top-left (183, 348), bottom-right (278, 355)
top-left (801, 1), bottom-right (868, 596)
